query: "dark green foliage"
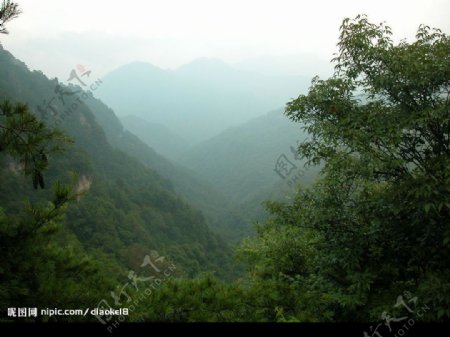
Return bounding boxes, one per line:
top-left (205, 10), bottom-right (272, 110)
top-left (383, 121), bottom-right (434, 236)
top-left (239, 15), bottom-right (450, 322)
top-left (0, 101), bottom-right (72, 189)
top-left (133, 274), bottom-right (250, 322)
top-left (0, 182), bottom-right (118, 322)
top-left (0, 0), bottom-right (21, 34)
top-left (0, 45), bottom-right (235, 284)
top-left (0, 102), bottom-right (115, 321)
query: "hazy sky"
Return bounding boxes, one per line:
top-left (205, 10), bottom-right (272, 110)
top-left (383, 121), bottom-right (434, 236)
top-left (1, 0), bottom-right (449, 79)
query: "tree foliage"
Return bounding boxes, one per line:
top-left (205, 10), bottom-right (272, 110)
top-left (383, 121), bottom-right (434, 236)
top-left (239, 15), bottom-right (450, 321)
top-left (0, 0), bottom-right (21, 34)
top-left (0, 101), bottom-right (73, 188)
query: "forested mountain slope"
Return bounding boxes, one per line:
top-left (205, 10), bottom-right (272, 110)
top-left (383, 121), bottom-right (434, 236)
top-left (84, 94), bottom-right (249, 241)
top-left (0, 45), bottom-right (235, 278)
top-left (179, 109), bottom-right (320, 219)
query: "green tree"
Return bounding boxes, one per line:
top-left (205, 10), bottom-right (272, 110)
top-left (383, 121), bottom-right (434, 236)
top-left (239, 15), bottom-right (450, 321)
top-left (0, 101), bottom-right (72, 188)
top-left (0, 0), bottom-right (21, 34)
top-left (0, 102), bottom-right (114, 321)
top-left (0, 5), bottom-right (116, 317)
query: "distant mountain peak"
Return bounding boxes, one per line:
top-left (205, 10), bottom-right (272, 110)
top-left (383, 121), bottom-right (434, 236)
top-left (107, 61), bottom-right (166, 76)
top-left (176, 57), bottom-right (231, 72)
top-left (95, 55), bottom-right (311, 143)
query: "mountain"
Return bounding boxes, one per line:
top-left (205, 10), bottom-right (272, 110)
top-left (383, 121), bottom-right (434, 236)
top-left (82, 94), bottom-right (250, 242)
top-left (119, 105), bottom-right (320, 228)
top-left (179, 109), bottom-right (320, 222)
top-left (94, 58), bottom-right (311, 143)
top-left (120, 115), bottom-right (188, 161)
top-left (0, 45), bottom-right (236, 278)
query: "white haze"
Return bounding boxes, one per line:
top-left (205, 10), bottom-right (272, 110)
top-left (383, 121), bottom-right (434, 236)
top-left (1, 0), bottom-right (449, 80)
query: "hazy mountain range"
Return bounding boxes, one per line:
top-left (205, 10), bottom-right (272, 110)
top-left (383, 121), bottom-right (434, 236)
top-left (95, 58), bottom-right (311, 143)
top-left (1, 44), bottom-right (318, 247)
top-left (0, 45), bottom-right (235, 277)
top-left (121, 110), bottom-right (319, 225)
top-left (94, 59), bottom-right (319, 228)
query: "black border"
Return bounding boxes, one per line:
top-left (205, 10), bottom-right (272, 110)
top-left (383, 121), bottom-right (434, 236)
top-left (1, 322), bottom-right (449, 337)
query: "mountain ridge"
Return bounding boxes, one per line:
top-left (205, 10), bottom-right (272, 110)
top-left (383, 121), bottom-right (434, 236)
top-left (0, 46), bottom-right (236, 277)
top-left (94, 58), bottom-right (310, 143)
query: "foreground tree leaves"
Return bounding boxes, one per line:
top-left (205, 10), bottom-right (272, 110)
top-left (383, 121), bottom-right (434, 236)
top-left (239, 15), bottom-right (449, 321)
top-left (0, 100), bottom-right (114, 321)
top-left (0, 101), bottom-right (73, 189)
top-left (0, 0), bottom-right (21, 34)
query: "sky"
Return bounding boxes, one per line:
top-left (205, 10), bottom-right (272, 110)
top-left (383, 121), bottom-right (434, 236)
top-left (1, 0), bottom-right (449, 79)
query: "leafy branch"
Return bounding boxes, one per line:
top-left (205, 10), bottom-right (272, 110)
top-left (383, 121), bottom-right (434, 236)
top-left (0, 0), bottom-right (21, 34)
top-left (0, 100), bottom-right (73, 189)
